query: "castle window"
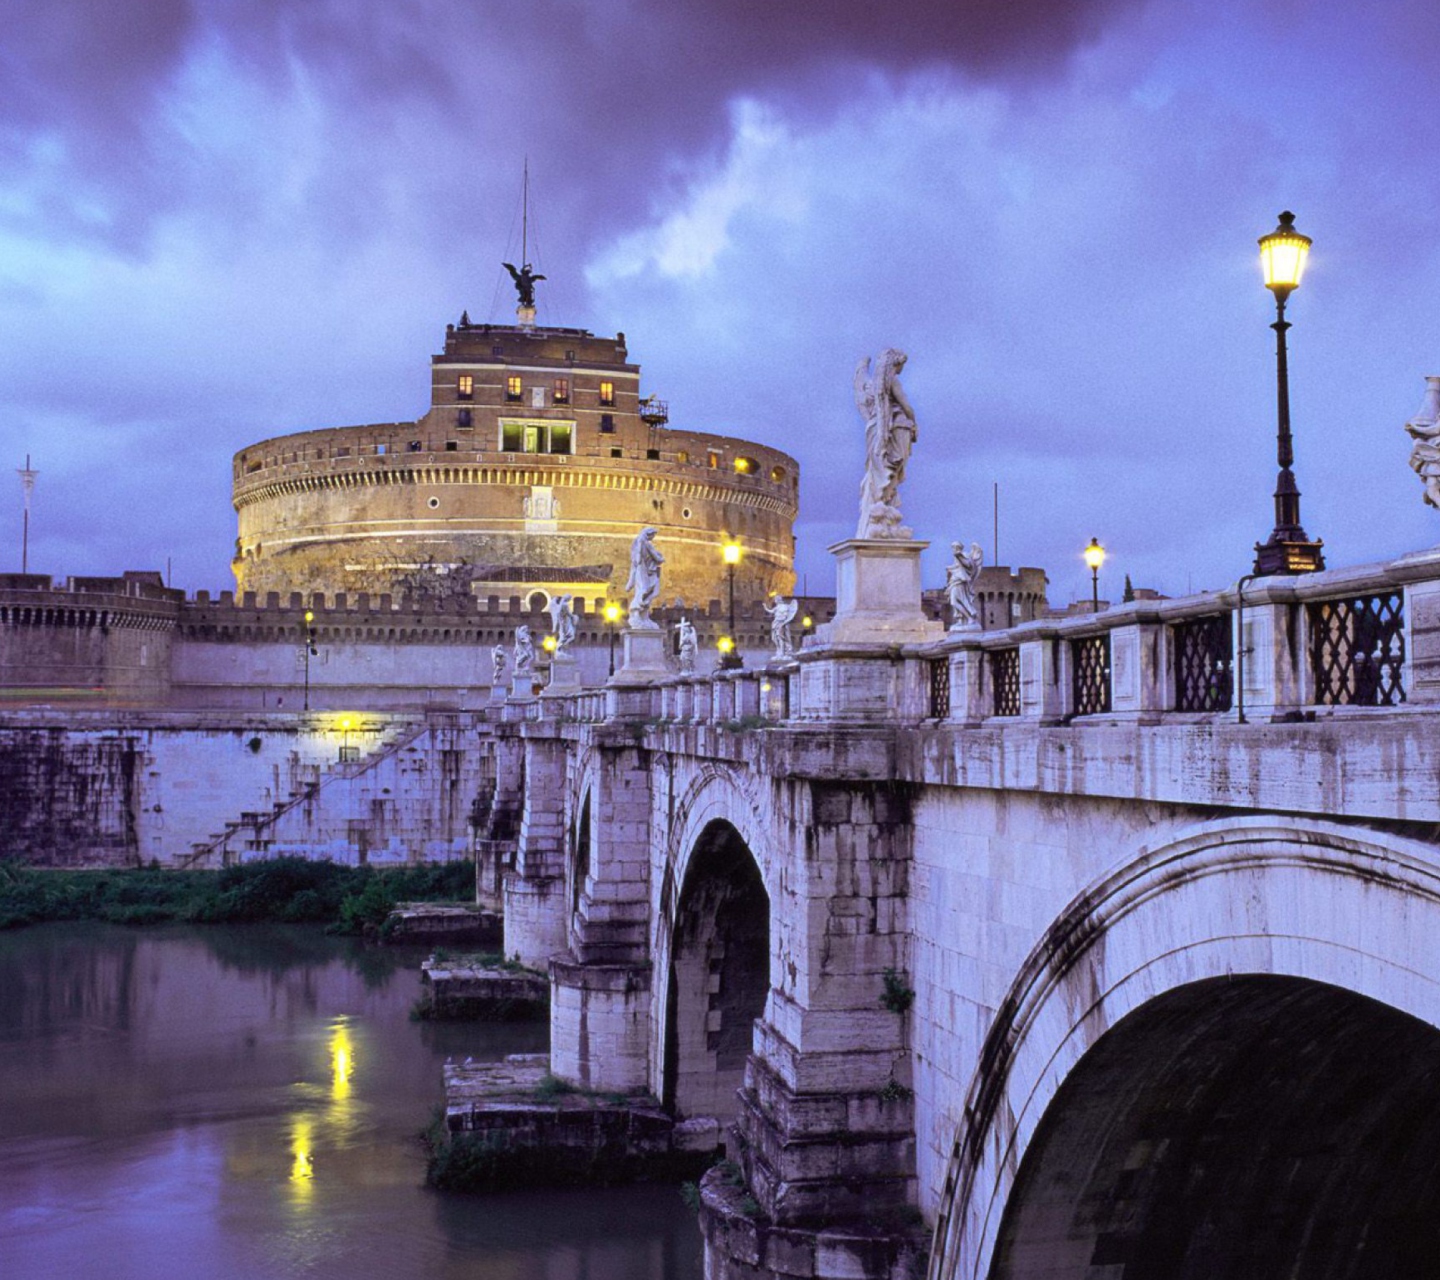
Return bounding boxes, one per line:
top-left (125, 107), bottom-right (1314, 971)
top-left (599, 381), bottom-right (615, 406)
top-left (457, 375), bottom-right (473, 400)
top-left (376, 443), bottom-right (388, 455)
top-left (502, 420), bottom-right (573, 455)
top-left (445, 441), bottom-right (458, 451)
top-left (599, 413), bottom-right (615, 434)
top-left (457, 409), bottom-right (472, 429)
top-left (548, 423), bottom-right (573, 454)
top-left (506, 376), bottom-right (523, 402)
top-left (553, 378), bottom-right (569, 404)
top-left (677, 450), bottom-right (690, 464)
top-left (734, 455), bottom-right (757, 475)
top-left (408, 440), bottom-right (423, 452)
top-left (646, 448), bottom-right (660, 460)
top-left (610, 447), bottom-right (623, 458)
top-left (336, 447), bottom-right (351, 458)
top-left (501, 423), bottom-right (523, 452)
top-left (770, 465), bottom-right (786, 483)
top-left (708, 452), bottom-right (719, 468)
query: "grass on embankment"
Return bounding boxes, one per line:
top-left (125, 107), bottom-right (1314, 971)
top-left (0, 857), bottom-right (475, 935)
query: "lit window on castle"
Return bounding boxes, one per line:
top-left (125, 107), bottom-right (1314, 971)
top-left (500, 421), bottom-right (573, 455)
top-left (734, 456), bottom-right (757, 474)
top-left (553, 378), bottom-right (569, 404)
top-left (506, 376), bottom-right (523, 402)
top-left (770, 465), bottom-right (786, 483)
top-left (677, 451), bottom-right (689, 463)
top-left (457, 375), bottom-right (473, 400)
top-left (708, 452), bottom-right (719, 468)
top-left (599, 381), bottom-right (615, 406)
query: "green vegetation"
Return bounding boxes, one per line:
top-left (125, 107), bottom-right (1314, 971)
top-left (880, 967), bottom-right (916, 1015)
top-left (0, 858), bottom-right (475, 935)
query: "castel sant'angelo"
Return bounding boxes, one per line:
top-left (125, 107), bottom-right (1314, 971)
top-left (0, 266), bottom-right (812, 707)
top-left (232, 275), bottom-right (799, 613)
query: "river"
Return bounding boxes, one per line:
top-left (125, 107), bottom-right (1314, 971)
top-left (0, 922), bottom-right (704, 1279)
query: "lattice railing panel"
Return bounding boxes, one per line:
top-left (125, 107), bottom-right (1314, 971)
top-left (992, 648), bottom-right (1021, 717)
top-left (1310, 593), bottom-right (1405, 707)
top-left (929, 658), bottom-right (952, 720)
top-left (1072, 635), bottom-right (1111, 717)
top-left (1174, 614), bottom-right (1233, 712)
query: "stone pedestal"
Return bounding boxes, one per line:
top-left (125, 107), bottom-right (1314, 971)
top-left (545, 653), bottom-right (581, 692)
top-left (611, 627), bottom-right (670, 683)
top-left (821, 538), bottom-right (941, 647)
top-left (509, 671), bottom-right (539, 700)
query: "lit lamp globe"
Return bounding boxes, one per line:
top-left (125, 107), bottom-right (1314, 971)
top-left (1083, 537), bottom-right (1106, 613)
top-left (542, 635), bottom-right (558, 654)
top-left (1259, 211), bottom-right (1311, 301)
top-left (603, 601), bottom-right (622, 625)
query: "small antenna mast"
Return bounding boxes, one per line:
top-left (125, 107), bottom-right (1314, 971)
top-left (522, 157), bottom-right (529, 266)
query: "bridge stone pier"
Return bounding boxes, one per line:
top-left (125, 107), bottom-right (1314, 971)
top-left (489, 540), bottom-right (1440, 1280)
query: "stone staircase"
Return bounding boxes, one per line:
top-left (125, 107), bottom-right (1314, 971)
top-left (177, 718), bottom-right (429, 868)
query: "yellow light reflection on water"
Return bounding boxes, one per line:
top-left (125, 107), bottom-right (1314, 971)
top-left (290, 1118), bottom-right (315, 1192)
top-left (330, 1021), bottom-right (354, 1098)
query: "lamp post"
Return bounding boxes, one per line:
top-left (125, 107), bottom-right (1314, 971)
top-left (1084, 538), bottom-right (1105, 613)
top-left (603, 600), bottom-right (621, 676)
top-left (16, 455), bottom-right (36, 575)
top-left (302, 610), bottom-right (316, 711)
top-left (720, 538), bottom-right (743, 669)
top-left (1253, 211), bottom-right (1325, 576)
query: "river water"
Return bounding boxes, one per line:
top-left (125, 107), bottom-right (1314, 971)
top-left (0, 923), bottom-right (703, 1280)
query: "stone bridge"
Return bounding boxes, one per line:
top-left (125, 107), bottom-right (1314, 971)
top-left (479, 539), bottom-right (1440, 1279)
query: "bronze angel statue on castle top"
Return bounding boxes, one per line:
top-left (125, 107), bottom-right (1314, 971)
top-left (503, 262), bottom-right (546, 308)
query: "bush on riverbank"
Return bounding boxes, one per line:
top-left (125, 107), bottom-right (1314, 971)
top-left (0, 858), bottom-right (475, 933)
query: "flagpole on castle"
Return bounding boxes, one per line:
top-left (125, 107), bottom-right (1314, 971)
top-left (17, 455), bottom-right (36, 574)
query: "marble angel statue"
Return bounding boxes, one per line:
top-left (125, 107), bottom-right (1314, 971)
top-left (763, 595), bottom-right (799, 658)
top-left (490, 642), bottom-right (509, 685)
top-left (626, 527), bottom-right (664, 629)
top-left (945, 541), bottom-right (984, 631)
top-left (513, 624), bottom-right (535, 674)
top-left (1406, 376), bottom-right (1440, 509)
top-left (855, 348), bottom-right (918, 539)
top-left (548, 594), bottom-right (578, 656)
top-left (676, 617), bottom-right (698, 674)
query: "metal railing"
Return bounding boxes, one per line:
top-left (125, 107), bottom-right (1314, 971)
top-left (991, 648), bottom-right (1021, 717)
top-left (1310, 592), bottom-right (1406, 707)
top-left (1174, 614), bottom-right (1233, 712)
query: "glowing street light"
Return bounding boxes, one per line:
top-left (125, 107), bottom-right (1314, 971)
top-left (302, 609), bottom-right (317, 710)
top-left (1083, 538), bottom-right (1106, 613)
top-left (720, 538), bottom-right (743, 670)
top-left (603, 600), bottom-right (622, 676)
top-left (1254, 210), bottom-right (1324, 575)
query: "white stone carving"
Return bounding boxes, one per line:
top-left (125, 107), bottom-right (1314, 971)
top-left (513, 624), bottom-right (535, 673)
top-left (1406, 375), bottom-right (1440, 508)
top-left (548, 594), bottom-right (577, 656)
top-left (763, 595), bottom-right (799, 658)
top-left (490, 643), bottom-right (508, 684)
top-left (855, 348), bottom-right (918, 539)
top-left (677, 617), bottom-right (698, 674)
top-left (626, 526), bottom-right (664, 629)
top-left (945, 541), bottom-right (984, 631)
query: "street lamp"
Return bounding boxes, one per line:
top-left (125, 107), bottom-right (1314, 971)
top-left (302, 610), bottom-right (317, 711)
top-left (1253, 210), bottom-right (1325, 576)
top-left (603, 600), bottom-right (622, 676)
top-left (720, 538), bottom-right (743, 669)
top-left (1084, 538), bottom-right (1105, 613)
top-left (16, 455), bottom-right (36, 575)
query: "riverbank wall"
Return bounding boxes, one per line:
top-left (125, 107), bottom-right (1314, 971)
top-left (0, 709), bottom-right (489, 868)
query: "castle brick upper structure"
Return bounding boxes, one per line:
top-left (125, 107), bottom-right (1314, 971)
top-left (232, 320), bottom-right (799, 609)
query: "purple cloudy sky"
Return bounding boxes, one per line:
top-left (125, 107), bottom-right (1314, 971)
top-left (3, 0), bottom-right (1440, 606)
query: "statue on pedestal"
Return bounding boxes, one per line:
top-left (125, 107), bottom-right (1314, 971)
top-left (1406, 375), bottom-right (1440, 508)
top-left (763, 595), bottom-right (799, 658)
top-left (677, 617), bottom-right (698, 674)
top-left (548, 594), bottom-right (577, 656)
top-left (490, 643), bottom-right (509, 685)
top-left (626, 527), bottom-right (664, 629)
top-left (945, 541), bottom-right (984, 631)
top-left (513, 624), bottom-right (535, 674)
top-left (855, 348), bottom-right (918, 539)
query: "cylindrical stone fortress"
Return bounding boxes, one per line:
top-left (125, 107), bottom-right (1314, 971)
top-left (232, 321), bottom-right (799, 610)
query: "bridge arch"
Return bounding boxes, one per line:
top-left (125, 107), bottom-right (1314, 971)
top-left (928, 816), bottom-right (1440, 1280)
top-left (655, 765), bottom-right (774, 1122)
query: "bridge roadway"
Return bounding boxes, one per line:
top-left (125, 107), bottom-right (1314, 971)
top-left (480, 547), bottom-right (1440, 1280)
